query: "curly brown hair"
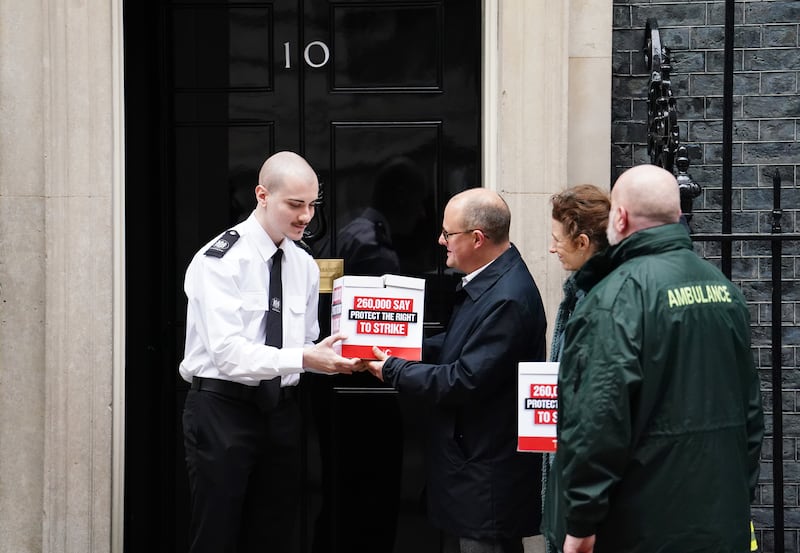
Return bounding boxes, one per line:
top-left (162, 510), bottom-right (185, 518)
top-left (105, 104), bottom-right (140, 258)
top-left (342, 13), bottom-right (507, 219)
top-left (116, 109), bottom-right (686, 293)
top-left (550, 184), bottom-right (611, 249)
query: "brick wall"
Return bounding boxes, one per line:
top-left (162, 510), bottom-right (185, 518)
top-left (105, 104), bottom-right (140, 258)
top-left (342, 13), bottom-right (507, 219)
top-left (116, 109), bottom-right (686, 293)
top-left (612, 1), bottom-right (799, 551)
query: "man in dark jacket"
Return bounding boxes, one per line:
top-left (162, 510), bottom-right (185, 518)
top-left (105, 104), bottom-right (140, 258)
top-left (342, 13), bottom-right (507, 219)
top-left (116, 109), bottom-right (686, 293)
top-left (542, 164), bottom-right (764, 553)
top-left (367, 188), bottom-right (547, 553)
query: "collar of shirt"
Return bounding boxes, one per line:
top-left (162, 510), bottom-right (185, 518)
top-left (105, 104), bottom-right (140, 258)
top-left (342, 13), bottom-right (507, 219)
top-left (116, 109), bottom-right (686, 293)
top-left (243, 211), bottom-right (282, 262)
top-left (461, 258), bottom-right (495, 288)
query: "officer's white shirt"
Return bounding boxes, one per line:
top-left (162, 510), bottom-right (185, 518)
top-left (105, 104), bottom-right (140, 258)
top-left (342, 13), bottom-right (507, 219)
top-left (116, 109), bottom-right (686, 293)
top-left (179, 212), bottom-right (320, 387)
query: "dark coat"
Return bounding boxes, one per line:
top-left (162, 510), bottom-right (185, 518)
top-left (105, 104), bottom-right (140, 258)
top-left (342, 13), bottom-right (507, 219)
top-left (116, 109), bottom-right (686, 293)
top-left (542, 224), bottom-right (764, 553)
top-left (383, 244), bottom-right (547, 540)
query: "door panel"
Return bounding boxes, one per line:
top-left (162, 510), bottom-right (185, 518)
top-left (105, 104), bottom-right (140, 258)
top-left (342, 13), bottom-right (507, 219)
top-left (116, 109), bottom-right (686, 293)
top-left (123, 1), bottom-right (480, 551)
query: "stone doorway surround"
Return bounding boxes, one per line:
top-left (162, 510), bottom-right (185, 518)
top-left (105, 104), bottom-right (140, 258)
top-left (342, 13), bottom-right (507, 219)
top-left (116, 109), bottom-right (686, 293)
top-left (0, 0), bottom-right (609, 551)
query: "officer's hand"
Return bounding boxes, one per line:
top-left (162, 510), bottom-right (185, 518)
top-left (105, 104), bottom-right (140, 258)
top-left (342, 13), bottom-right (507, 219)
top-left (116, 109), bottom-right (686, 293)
top-left (303, 333), bottom-right (362, 374)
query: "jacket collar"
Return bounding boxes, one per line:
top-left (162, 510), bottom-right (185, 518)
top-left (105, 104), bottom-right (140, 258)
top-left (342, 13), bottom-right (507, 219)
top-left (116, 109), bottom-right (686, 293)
top-left (460, 244), bottom-right (522, 301)
top-left (575, 223), bottom-right (691, 292)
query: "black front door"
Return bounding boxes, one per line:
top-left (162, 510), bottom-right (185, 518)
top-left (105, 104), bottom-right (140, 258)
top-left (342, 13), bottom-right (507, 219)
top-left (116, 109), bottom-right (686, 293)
top-left (123, 1), bottom-right (480, 551)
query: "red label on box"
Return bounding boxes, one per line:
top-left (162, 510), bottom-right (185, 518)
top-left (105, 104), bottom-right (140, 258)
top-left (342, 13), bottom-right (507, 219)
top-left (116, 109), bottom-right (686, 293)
top-left (355, 320), bottom-right (409, 336)
top-left (532, 409), bottom-right (558, 424)
top-left (340, 344), bottom-right (422, 361)
top-left (517, 436), bottom-right (558, 451)
top-left (353, 296), bottom-right (414, 312)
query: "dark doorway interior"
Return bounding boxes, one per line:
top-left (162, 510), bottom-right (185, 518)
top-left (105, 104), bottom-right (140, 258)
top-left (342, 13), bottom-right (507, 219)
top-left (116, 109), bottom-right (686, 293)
top-left (123, 1), bottom-right (481, 551)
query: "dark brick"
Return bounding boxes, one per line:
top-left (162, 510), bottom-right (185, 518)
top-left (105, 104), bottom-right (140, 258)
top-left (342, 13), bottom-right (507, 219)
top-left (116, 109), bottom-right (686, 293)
top-left (764, 25), bottom-right (798, 48)
top-left (744, 142), bottom-right (800, 165)
top-left (706, 142), bottom-right (743, 163)
top-left (735, 120), bottom-right (760, 140)
top-left (706, 95), bottom-right (744, 118)
top-left (632, 144), bottom-right (651, 164)
top-left (687, 120), bottom-right (759, 141)
top-left (761, 119), bottom-right (797, 141)
top-left (758, 256), bottom-right (797, 281)
top-left (673, 50), bottom-right (705, 72)
top-left (612, 51), bottom-right (632, 75)
top-left (612, 120), bottom-right (649, 142)
top-left (758, 165), bottom-right (796, 188)
top-left (688, 164), bottom-right (723, 187)
top-left (632, 4), bottom-right (707, 28)
top-left (746, 2), bottom-right (800, 25)
top-left (633, 98), bottom-right (649, 120)
top-left (690, 210), bottom-right (722, 233)
top-left (733, 211), bottom-right (760, 233)
top-left (744, 95), bottom-right (800, 118)
top-left (611, 144), bottom-right (633, 170)
top-left (734, 164), bottom-right (759, 186)
top-left (762, 72), bottom-right (798, 95)
top-left (689, 73), bottom-right (725, 97)
top-left (631, 51), bottom-right (649, 74)
top-left (787, 484), bottom-right (800, 507)
top-left (612, 75), bottom-right (651, 98)
top-left (689, 72), bottom-right (721, 96)
top-left (743, 187), bottom-right (778, 211)
top-left (669, 73), bottom-right (690, 96)
top-left (614, 29), bottom-right (647, 51)
top-left (745, 48), bottom-right (800, 71)
top-left (742, 238), bottom-right (779, 257)
top-left (787, 507), bottom-right (800, 530)
top-left (612, 98), bottom-right (633, 119)
top-left (735, 26), bottom-right (764, 49)
top-left (735, 72), bottom-right (765, 95)
top-left (757, 302), bottom-right (797, 325)
top-left (761, 352), bottom-right (799, 382)
top-left (676, 95), bottom-right (706, 119)
top-left (691, 26), bottom-right (725, 49)
top-left (786, 326), bottom-right (800, 347)
top-left (732, 255), bottom-right (759, 278)
top-left (661, 27), bottom-right (690, 51)
top-left (690, 73), bottom-right (761, 96)
top-left (689, 120), bottom-right (723, 141)
top-left (684, 142), bottom-right (704, 163)
top-left (690, 25), bottom-right (762, 50)
top-left (740, 280), bottom-right (773, 302)
top-left (708, 2), bottom-right (745, 26)
top-left (707, 49), bottom-right (745, 72)
top-left (613, 5), bottom-right (632, 29)
top-left (757, 211), bottom-right (793, 235)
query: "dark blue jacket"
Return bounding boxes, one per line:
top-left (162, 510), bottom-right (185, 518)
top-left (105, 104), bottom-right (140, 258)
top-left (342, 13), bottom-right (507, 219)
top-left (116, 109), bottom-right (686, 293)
top-left (383, 244), bottom-right (547, 539)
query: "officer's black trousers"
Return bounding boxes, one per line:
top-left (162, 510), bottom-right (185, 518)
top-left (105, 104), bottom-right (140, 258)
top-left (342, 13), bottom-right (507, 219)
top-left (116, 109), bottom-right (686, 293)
top-left (183, 388), bottom-right (301, 553)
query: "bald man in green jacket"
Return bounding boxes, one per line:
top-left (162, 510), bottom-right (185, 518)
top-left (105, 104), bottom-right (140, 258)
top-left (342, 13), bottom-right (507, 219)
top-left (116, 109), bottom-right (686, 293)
top-left (542, 164), bottom-right (764, 553)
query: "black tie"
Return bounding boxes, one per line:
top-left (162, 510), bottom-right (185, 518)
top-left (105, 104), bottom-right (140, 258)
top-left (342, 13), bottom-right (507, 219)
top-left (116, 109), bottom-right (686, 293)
top-left (258, 249), bottom-right (283, 411)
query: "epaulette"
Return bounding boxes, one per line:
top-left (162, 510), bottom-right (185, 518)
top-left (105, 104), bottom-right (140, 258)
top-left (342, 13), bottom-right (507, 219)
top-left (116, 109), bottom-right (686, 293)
top-left (204, 230), bottom-right (240, 258)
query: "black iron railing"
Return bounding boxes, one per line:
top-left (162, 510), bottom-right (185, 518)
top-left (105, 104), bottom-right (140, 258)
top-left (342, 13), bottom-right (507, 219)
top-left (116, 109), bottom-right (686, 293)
top-left (644, 4), bottom-right (799, 551)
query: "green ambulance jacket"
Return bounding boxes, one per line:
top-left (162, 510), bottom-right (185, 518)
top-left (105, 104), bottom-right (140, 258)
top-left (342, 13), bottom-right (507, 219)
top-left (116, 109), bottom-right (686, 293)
top-left (542, 223), bottom-right (764, 553)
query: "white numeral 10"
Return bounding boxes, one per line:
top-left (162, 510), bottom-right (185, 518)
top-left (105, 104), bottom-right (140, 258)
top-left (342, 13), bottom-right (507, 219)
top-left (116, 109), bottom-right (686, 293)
top-left (283, 41), bottom-right (330, 69)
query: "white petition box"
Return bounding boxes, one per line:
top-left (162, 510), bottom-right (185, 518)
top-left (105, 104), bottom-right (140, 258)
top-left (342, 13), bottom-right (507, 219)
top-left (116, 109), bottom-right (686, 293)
top-left (331, 274), bottom-right (426, 360)
top-left (517, 362), bottom-right (559, 452)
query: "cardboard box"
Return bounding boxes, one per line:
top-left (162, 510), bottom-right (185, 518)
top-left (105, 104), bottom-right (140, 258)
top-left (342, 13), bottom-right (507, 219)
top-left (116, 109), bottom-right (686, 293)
top-left (331, 274), bottom-right (426, 360)
top-left (517, 362), bottom-right (559, 452)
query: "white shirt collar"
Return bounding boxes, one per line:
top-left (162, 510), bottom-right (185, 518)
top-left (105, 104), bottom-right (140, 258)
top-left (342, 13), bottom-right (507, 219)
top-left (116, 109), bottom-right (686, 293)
top-left (461, 258), bottom-right (495, 288)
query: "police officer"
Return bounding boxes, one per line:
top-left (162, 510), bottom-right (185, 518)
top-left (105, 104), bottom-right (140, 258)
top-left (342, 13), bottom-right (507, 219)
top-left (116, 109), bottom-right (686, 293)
top-left (179, 151), bottom-right (363, 553)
